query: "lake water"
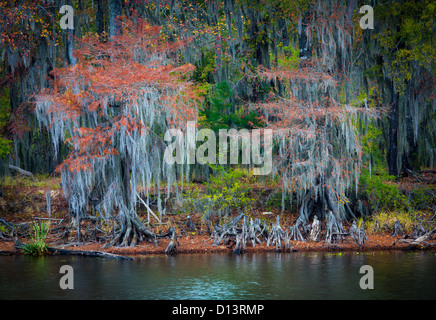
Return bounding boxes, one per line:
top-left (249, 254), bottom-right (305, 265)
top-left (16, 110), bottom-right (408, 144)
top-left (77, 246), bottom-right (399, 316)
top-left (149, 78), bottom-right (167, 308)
top-left (0, 251), bottom-right (435, 300)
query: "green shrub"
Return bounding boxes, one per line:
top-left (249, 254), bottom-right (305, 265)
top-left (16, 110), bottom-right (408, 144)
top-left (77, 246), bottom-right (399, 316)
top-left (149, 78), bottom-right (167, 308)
top-left (22, 222), bottom-right (50, 255)
top-left (201, 166), bottom-right (255, 220)
top-left (364, 210), bottom-right (422, 235)
top-left (277, 45), bottom-right (299, 69)
top-left (360, 172), bottom-right (408, 212)
top-left (179, 166), bottom-right (255, 220)
top-left (410, 186), bottom-right (435, 210)
top-left (0, 87), bottom-right (12, 160)
top-left (0, 223), bottom-right (12, 235)
top-left (199, 81), bottom-right (264, 134)
top-left (264, 190), bottom-right (293, 212)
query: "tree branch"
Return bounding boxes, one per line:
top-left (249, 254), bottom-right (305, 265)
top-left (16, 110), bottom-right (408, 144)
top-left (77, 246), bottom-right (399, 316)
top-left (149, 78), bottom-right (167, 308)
top-left (8, 165), bottom-right (36, 181)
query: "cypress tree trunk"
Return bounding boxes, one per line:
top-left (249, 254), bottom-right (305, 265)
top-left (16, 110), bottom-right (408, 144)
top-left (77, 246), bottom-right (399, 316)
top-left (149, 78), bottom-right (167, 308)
top-left (104, 4), bottom-right (159, 247)
top-left (245, 4), bottom-right (270, 68)
top-left (96, 0), bottom-right (107, 42)
top-left (65, 0), bottom-right (76, 66)
top-left (388, 81), bottom-right (399, 176)
top-left (402, 90), bottom-right (418, 174)
top-left (109, 0), bottom-right (122, 38)
top-left (299, 9), bottom-right (312, 66)
top-left (96, 0), bottom-right (105, 36)
top-left (278, 17), bottom-right (289, 48)
top-left (121, 156), bottom-right (132, 210)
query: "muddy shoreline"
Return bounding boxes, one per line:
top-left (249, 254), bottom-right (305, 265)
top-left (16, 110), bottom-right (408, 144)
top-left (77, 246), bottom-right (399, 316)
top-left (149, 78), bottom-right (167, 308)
top-left (0, 174), bottom-right (434, 258)
top-left (1, 233), bottom-right (433, 257)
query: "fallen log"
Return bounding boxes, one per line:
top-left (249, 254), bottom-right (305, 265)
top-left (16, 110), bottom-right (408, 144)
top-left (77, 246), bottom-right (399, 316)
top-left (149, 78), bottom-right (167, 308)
top-left (8, 165), bottom-right (36, 181)
top-left (0, 251), bottom-right (15, 256)
top-left (47, 247), bottom-right (133, 260)
top-left (398, 230), bottom-right (436, 250)
top-left (412, 229), bottom-right (435, 243)
top-left (0, 218), bottom-right (15, 237)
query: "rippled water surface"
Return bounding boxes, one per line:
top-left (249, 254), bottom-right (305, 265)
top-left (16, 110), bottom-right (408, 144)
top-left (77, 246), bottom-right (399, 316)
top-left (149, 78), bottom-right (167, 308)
top-left (0, 251), bottom-right (435, 299)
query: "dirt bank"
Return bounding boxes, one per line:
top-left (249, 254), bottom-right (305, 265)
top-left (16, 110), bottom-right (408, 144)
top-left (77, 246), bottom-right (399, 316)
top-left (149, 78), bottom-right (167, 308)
top-left (1, 230), bottom-right (433, 257)
top-left (0, 173), bottom-right (435, 257)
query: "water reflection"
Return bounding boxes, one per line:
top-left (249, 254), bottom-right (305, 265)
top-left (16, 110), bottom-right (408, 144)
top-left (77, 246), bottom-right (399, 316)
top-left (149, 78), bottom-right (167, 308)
top-left (0, 252), bottom-right (435, 299)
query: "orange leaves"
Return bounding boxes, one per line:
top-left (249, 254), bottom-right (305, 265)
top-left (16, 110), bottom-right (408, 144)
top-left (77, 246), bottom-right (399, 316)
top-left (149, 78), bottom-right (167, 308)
top-left (112, 114), bottom-right (146, 135)
top-left (36, 16), bottom-right (199, 179)
top-left (258, 61), bottom-right (336, 85)
top-left (38, 15), bottom-right (201, 124)
top-left (88, 100), bottom-right (100, 112)
top-left (58, 124), bottom-right (121, 174)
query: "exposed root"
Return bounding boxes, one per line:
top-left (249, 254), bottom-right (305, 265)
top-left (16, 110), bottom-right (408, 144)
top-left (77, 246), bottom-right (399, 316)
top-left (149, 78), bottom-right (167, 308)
top-left (289, 215), bottom-right (309, 242)
top-left (309, 215), bottom-right (321, 242)
top-left (325, 211), bottom-right (345, 245)
top-left (267, 215), bottom-right (289, 251)
top-left (105, 212), bottom-right (157, 248)
top-left (212, 213), bottom-right (244, 246)
top-left (391, 220), bottom-right (404, 237)
top-left (349, 220), bottom-right (366, 249)
top-left (165, 227), bottom-right (179, 255)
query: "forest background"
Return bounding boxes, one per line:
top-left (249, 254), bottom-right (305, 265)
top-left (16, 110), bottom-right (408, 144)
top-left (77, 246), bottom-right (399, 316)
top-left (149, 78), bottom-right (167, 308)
top-left (0, 0), bottom-right (434, 251)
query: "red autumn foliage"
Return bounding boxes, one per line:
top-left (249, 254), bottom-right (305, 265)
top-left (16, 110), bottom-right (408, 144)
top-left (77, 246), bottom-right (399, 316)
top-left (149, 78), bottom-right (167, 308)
top-left (36, 18), bottom-right (200, 175)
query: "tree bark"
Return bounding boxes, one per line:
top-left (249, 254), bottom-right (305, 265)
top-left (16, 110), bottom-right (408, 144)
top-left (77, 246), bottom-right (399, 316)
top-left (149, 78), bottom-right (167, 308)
top-left (8, 165), bottom-right (35, 180)
top-left (388, 81), bottom-right (399, 176)
top-left (65, 0), bottom-right (76, 66)
top-left (109, 0), bottom-right (122, 38)
top-left (402, 94), bottom-right (418, 174)
top-left (278, 17), bottom-right (289, 48)
top-left (96, 0), bottom-right (105, 37)
top-left (346, 0), bottom-right (357, 26)
top-left (121, 156), bottom-right (131, 210)
top-left (299, 9), bottom-right (312, 67)
top-left (245, 4), bottom-right (270, 68)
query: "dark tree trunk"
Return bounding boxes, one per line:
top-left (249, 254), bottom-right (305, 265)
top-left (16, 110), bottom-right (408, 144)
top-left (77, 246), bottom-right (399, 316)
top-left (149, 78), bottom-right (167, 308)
top-left (121, 156), bottom-right (131, 210)
top-left (109, 0), bottom-right (122, 38)
top-left (402, 94), bottom-right (418, 174)
top-left (107, 155), bottom-right (159, 248)
top-left (278, 17), bottom-right (289, 48)
top-left (346, 0), bottom-right (357, 26)
top-left (9, 80), bottom-right (19, 111)
top-left (96, 0), bottom-right (105, 37)
top-left (245, 5), bottom-right (270, 68)
top-left (48, 135), bottom-right (57, 174)
top-left (65, 0), bottom-right (76, 66)
top-left (388, 81), bottom-right (399, 176)
top-left (299, 9), bottom-right (312, 66)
